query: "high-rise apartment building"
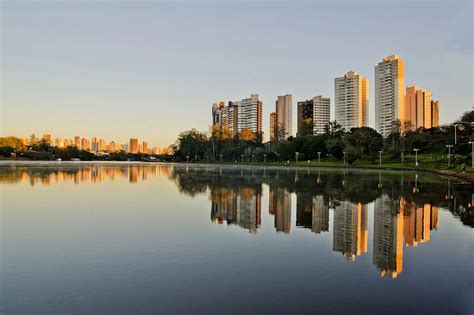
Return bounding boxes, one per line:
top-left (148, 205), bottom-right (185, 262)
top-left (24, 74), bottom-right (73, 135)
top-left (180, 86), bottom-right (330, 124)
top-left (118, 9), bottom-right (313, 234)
top-left (91, 137), bottom-right (97, 151)
top-left (80, 138), bottom-right (90, 151)
top-left (237, 94), bottom-right (262, 135)
top-left (297, 99), bottom-right (313, 136)
top-left (297, 95), bottom-right (330, 135)
top-left (313, 96), bottom-right (331, 134)
top-left (74, 136), bottom-right (81, 148)
top-left (212, 101), bottom-right (238, 136)
top-left (212, 94), bottom-right (262, 137)
top-left (98, 138), bottom-right (106, 151)
top-left (130, 138), bottom-right (138, 154)
top-left (405, 86), bottom-right (432, 130)
top-left (375, 55), bottom-right (405, 137)
top-left (431, 100), bottom-right (439, 128)
top-left (335, 71), bottom-right (368, 131)
top-left (275, 94), bottom-right (293, 138)
top-left (270, 112), bottom-right (277, 141)
top-left (143, 141), bottom-right (149, 154)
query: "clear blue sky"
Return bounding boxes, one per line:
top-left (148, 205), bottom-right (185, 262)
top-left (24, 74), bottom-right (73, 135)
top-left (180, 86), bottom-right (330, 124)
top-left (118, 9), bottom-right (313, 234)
top-left (1, 1), bottom-right (472, 147)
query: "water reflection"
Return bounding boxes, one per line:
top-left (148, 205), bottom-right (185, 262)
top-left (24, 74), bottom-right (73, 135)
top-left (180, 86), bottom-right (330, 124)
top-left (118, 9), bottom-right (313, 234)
top-left (1, 163), bottom-right (472, 281)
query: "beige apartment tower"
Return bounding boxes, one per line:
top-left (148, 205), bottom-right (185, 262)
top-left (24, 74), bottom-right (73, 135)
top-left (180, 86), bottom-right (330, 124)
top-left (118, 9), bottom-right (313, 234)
top-left (375, 55), bottom-right (405, 137)
top-left (335, 71), bottom-right (368, 131)
top-left (405, 86), bottom-right (432, 130)
top-left (270, 112), bottom-right (277, 141)
top-left (275, 94), bottom-right (293, 139)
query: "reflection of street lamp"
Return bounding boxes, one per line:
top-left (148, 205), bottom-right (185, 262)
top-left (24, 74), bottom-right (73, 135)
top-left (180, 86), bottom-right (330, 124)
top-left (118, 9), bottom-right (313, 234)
top-left (378, 150), bottom-right (383, 166)
top-left (343, 151), bottom-right (346, 166)
top-left (413, 148), bottom-right (419, 166)
top-left (446, 145), bottom-right (453, 168)
top-left (318, 152), bottom-right (321, 164)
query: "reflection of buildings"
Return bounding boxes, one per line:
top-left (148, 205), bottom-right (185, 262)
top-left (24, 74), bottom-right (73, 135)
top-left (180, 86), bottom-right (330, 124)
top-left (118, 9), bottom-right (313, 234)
top-left (312, 196), bottom-right (329, 234)
top-left (373, 194), bottom-right (403, 278)
top-left (296, 194), bottom-right (330, 234)
top-left (211, 187), bottom-right (261, 233)
top-left (269, 186), bottom-right (292, 233)
top-left (401, 199), bottom-right (439, 247)
top-left (333, 202), bottom-right (368, 261)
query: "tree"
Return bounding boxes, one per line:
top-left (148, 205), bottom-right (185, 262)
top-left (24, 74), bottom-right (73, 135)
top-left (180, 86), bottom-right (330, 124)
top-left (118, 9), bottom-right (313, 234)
top-left (298, 118), bottom-right (313, 137)
top-left (240, 128), bottom-right (256, 141)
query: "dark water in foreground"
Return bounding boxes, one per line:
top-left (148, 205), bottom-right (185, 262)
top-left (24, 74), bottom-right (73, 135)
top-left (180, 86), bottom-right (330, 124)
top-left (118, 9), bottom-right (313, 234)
top-left (1, 162), bottom-right (473, 314)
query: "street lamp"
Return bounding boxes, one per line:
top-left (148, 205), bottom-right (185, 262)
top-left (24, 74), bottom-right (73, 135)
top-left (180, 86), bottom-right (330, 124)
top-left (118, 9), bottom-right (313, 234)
top-left (454, 123), bottom-right (459, 145)
top-left (413, 148), bottom-right (419, 166)
top-left (252, 154), bottom-right (255, 163)
top-left (378, 150), bottom-right (383, 166)
top-left (241, 154), bottom-right (244, 163)
top-left (263, 153), bottom-right (267, 164)
top-left (446, 145), bottom-right (453, 168)
top-left (186, 155), bottom-right (189, 163)
top-left (317, 152), bottom-right (321, 164)
top-left (469, 142), bottom-right (474, 169)
top-left (219, 154), bottom-right (223, 162)
top-left (295, 152), bottom-right (299, 163)
top-left (343, 151), bottom-right (346, 166)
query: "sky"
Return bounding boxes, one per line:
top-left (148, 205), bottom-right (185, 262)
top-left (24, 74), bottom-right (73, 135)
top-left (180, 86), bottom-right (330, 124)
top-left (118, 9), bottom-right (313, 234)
top-left (1, 1), bottom-right (472, 147)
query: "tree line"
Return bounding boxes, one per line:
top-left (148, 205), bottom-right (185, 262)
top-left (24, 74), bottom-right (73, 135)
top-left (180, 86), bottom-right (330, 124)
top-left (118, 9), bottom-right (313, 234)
top-left (171, 110), bottom-right (473, 165)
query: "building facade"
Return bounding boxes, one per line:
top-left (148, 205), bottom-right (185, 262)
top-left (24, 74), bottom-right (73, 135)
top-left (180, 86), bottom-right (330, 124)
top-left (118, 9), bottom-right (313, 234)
top-left (129, 138), bottom-right (138, 154)
top-left (237, 94), bottom-right (262, 135)
top-left (297, 96), bottom-right (330, 136)
top-left (335, 71), bottom-right (368, 131)
top-left (270, 112), bottom-right (277, 141)
top-left (405, 86), bottom-right (433, 130)
top-left (275, 94), bottom-right (293, 138)
top-left (313, 96), bottom-right (331, 134)
top-left (375, 55), bottom-right (405, 137)
top-left (431, 100), bottom-right (439, 128)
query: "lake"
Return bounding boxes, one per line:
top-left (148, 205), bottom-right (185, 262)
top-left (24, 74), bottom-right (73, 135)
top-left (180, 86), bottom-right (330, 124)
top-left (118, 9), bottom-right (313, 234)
top-left (1, 162), bottom-right (473, 314)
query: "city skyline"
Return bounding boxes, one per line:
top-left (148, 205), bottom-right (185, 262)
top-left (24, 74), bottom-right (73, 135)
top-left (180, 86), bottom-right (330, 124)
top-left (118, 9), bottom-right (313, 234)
top-left (2, 2), bottom-right (472, 147)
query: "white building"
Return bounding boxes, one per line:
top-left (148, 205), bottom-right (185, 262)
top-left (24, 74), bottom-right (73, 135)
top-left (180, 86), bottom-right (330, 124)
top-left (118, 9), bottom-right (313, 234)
top-left (375, 55), bottom-right (405, 138)
top-left (313, 96), bottom-right (331, 135)
top-left (335, 71), bottom-right (368, 131)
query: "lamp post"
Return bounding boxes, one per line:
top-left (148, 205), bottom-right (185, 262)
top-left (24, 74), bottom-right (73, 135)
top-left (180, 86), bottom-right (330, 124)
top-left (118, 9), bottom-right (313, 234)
top-left (219, 154), bottom-right (223, 162)
top-left (186, 155), bottom-right (189, 163)
top-left (252, 154), bottom-right (255, 163)
top-left (413, 148), bottom-right (419, 166)
top-left (241, 154), bottom-right (244, 163)
top-left (453, 123), bottom-right (459, 145)
top-left (343, 151), bottom-right (346, 166)
top-left (263, 153), bottom-right (267, 164)
top-left (295, 152), bottom-right (299, 163)
top-left (446, 145), bottom-right (453, 168)
top-left (318, 152), bottom-right (321, 164)
top-left (378, 150), bottom-right (383, 166)
top-left (469, 142), bottom-right (474, 169)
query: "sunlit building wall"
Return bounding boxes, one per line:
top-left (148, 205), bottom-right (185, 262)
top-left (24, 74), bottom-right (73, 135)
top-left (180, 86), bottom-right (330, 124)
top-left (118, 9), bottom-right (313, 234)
top-left (375, 55), bottom-right (405, 137)
top-left (335, 71), bottom-right (368, 131)
top-left (275, 94), bottom-right (293, 138)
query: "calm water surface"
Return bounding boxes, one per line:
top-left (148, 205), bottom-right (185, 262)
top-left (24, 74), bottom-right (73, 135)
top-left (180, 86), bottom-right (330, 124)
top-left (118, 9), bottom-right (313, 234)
top-left (1, 162), bottom-right (473, 314)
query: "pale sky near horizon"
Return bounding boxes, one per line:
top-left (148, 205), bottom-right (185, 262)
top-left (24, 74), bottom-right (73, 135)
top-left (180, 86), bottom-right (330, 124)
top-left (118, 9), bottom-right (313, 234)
top-left (1, 1), bottom-right (472, 148)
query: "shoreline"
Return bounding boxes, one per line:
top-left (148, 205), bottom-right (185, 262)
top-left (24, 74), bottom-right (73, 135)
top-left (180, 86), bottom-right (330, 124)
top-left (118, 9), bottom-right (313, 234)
top-left (1, 159), bottom-right (473, 183)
